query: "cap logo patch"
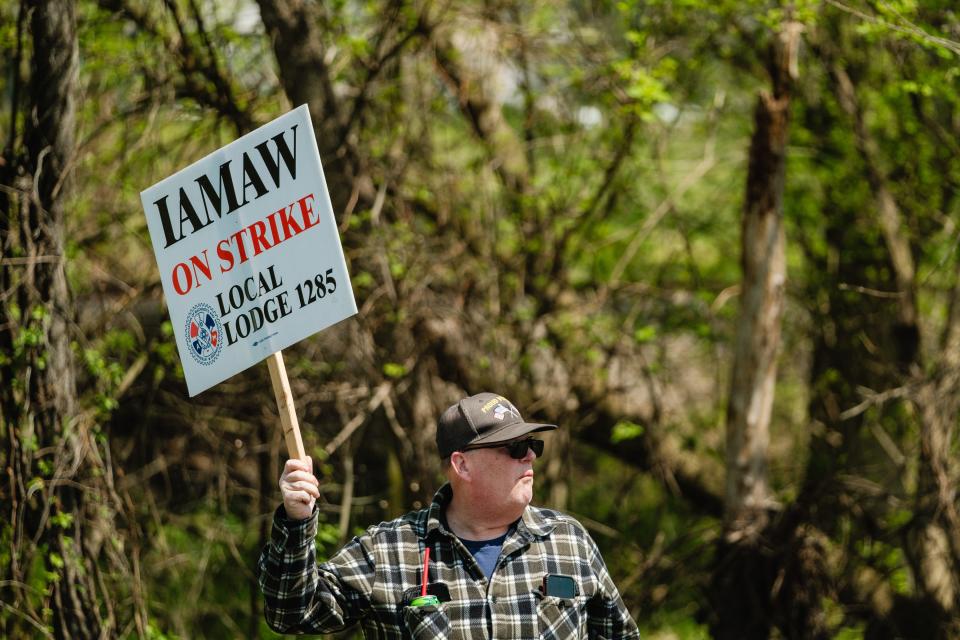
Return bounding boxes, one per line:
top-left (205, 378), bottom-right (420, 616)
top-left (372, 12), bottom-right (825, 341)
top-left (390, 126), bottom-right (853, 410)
top-left (493, 403), bottom-right (520, 421)
top-left (480, 396), bottom-right (504, 413)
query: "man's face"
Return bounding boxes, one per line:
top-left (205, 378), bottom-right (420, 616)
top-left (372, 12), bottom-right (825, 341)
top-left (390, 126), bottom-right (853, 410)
top-left (462, 437), bottom-right (539, 512)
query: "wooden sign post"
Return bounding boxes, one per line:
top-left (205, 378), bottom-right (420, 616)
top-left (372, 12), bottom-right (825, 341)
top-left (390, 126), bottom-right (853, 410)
top-left (267, 351), bottom-right (306, 460)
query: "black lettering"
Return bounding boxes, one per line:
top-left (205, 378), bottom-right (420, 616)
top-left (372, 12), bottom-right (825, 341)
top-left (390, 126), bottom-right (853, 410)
top-left (154, 195), bottom-right (180, 248)
top-left (216, 291), bottom-right (231, 317)
top-left (255, 125), bottom-right (298, 187)
top-left (195, 160), bottom-right (241, 224)
top-left (325, 268), bottom-right (337, 294)
top-left (277, 291), bottom-right (292, 318)
top-left (177, 187), bottom-right (209, 239)
top-left (225, 319), bottom-right (238, 345)
top-left (228, 284), bottom-right (244, 310)
top-left (244, 276), bottom-right (257, 301)
top-left (236, 313), bottom-right (251, 338)
top-left (250, 306), bottom-right (265, 333)
top-left (266, 264), bottom-right (282, 289)
top-left (240, 153), bottom-right (268, 205)
top-left (264, 297), bottom-right (280, 323)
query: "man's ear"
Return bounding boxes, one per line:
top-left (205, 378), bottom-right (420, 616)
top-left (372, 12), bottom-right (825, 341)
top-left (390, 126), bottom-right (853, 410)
top-left (450, 451), bottom-right (470, 479)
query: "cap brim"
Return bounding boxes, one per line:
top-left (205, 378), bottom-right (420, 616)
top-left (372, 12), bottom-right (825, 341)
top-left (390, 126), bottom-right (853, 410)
top-left (470, 421), bottom-right (557, 447)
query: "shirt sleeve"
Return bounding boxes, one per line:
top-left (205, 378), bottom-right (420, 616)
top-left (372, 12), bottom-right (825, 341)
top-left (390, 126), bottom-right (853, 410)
top-left (256, 505), bottom-right (376, 634)
top-left (584, 531), bottom-right (641, 640)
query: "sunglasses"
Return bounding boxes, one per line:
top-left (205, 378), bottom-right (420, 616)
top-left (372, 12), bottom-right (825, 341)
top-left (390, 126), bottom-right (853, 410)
top-left (463, 438), bottom-right (544, 459)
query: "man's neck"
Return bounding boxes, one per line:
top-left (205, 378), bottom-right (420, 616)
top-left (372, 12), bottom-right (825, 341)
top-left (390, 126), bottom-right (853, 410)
top-left (444, 495), bottom-right (523, 541)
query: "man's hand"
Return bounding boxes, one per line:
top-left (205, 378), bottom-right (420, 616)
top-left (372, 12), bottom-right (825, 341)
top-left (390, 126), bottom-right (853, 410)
top-left (280, 457), bottom-right (320, 521)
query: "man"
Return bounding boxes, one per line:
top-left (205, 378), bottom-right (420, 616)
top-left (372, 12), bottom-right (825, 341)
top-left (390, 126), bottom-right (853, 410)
top-left (257, 392), bottom-right (640, 639)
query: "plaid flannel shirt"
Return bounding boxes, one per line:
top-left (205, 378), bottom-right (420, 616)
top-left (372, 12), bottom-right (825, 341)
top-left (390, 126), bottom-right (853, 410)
top-left (257, 483), bottom-right (640, 639)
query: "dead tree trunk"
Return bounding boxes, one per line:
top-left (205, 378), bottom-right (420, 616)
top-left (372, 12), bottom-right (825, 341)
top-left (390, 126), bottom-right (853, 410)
top-left (708, 22), bottom-right (802, 640)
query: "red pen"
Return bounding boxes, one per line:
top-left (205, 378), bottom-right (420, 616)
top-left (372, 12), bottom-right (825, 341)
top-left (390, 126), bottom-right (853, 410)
top-left (410, 545), bottom-right (439, 607)
top-left (421, 546), bottom-right (430, 597)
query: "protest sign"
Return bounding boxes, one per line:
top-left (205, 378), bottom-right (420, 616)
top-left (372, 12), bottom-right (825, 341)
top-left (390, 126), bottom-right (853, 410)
top-left (140, 105), bottom-right (357, 456)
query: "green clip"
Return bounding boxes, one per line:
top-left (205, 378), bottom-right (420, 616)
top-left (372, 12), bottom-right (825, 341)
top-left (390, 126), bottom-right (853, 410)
top-left (410, 595), bottom-right (440, 607)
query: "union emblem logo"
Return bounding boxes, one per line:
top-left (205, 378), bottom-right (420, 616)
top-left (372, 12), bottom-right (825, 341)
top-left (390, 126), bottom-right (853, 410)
top-left (183, 303), bottom-right (223, 365)
top-left (493, 403), bottom-right (520, 421)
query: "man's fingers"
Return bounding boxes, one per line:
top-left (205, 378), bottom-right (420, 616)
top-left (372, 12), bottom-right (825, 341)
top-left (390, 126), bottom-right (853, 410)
top-left (284, 457), bottom-right (312, 475)
top-left (283, 471), bottom-right (319, 484)
top-left (286, 490), bottom-right (316, 505)
top-left (280, 457), bottom-right (318, 520)
top-left (282, 480), bottom-right (320, 498)
top-left (282, 470), bottom-right (319, 485)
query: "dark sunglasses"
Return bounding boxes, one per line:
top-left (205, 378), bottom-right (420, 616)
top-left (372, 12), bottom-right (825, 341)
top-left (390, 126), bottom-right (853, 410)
top-left (463, 438), bottom-right (544, 459)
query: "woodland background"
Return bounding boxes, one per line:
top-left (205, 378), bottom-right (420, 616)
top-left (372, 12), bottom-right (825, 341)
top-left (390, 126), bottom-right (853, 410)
top-left (2, 0), bottom-right (960, 638)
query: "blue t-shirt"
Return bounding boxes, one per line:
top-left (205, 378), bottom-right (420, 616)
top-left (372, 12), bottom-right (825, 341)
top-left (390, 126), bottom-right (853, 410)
top-left (459, 532), bottom-right (508, 580)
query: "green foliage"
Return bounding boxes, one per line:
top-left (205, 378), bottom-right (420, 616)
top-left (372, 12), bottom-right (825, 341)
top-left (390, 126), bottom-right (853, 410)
top-left (382, 362), bottom-right (407, 379)
top-left (611, 420), bottom-right (645, 443)
top-left (834, 625), bottom-right (867, 640)
top-left (50, 512), bottom-right (74, 529)
top-left (641, 616), bottom-right (712, 640)
top-left (633, 325), bottom-right (657, 343)
top-left (143, 503), bottom-right (262, 638)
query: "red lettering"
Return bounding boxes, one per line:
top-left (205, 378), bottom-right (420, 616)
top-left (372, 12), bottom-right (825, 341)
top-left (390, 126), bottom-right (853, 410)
top-left (189, 250), bottom-right (212, 284)
top-left (277, 202), bottom-right (303, 239)
top-left (217, 238), bottom-right (235, 273)
top-left (249, 220), bottom-right (272, 256)
top-left (298, 193), bottom-right (319, 230)
top-left (205, 193), bottom-right (318, 278)
top-left (230, 228), bottom-right (250, 264)
top-left (171, 262), bottom-right (192, 295)
top-left (267, 209), bottom-right (282, 247)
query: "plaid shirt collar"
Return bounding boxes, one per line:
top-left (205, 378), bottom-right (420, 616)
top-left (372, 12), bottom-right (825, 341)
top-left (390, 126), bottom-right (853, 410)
top-left (421, 483), bottom-right (558, 550)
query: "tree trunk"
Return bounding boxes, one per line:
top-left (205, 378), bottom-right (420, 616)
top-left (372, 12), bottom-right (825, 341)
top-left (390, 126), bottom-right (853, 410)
top-left (0, 2), bottom-right (121, 637)
top-left (911, 276), bottom-right (960, 623)
top-left (709, 22), bottom-right (802, 640)
top-left (831, 63), bottom-right (919, 367)
top-left (255, 0), bottom-right (374, 214)
top-left (831, 53), bottom-right (959, 626)
top-left (723, 83), bottom-right (789, 536)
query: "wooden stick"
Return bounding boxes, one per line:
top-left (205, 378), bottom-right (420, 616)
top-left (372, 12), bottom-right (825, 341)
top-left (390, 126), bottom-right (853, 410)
top-left (266, 350), bottom-right (306, 460)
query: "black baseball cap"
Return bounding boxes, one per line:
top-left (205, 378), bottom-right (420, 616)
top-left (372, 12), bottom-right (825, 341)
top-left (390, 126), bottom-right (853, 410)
top-left (436, 392), bottom-right (556, 458)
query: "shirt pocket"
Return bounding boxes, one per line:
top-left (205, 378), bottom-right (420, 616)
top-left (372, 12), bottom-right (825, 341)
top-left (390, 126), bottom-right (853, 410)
top-left (402, 603), bottom-right (450, 639)
top-left (537, 594), bottom-right (585, 639)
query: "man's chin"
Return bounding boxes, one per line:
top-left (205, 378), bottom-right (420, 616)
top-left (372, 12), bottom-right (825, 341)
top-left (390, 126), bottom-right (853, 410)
top-left (512, 485), bottom-right (534, 506)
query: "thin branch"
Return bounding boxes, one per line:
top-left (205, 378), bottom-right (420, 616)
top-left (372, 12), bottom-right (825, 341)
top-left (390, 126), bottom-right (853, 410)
top-left (557, 117), bottom-right (640, 272)
top-left (837, 283), bottom-right (906, 299)
top-left (99, 0), bottom-right (254, 135)
top-left (564, 510), bottom-right (621, 538)
top-left (1, 255), bottom-right (62, 265)
top-left (0, 601), bottom-right (53, 639)
top-left (839, 383), bottom-right (913, 420)
top-left (831, 63), bottom-right (917, 328)
top-left (337, 438), bottom-right (356, 544)
top-left (324, 382), bottom-right (393, 456)
top-left (825, 0), bottom-right (960, 56)
top-left (601, 139), bottom-right (717, 298)
top-left (431, 30), bottom-right (528, 196)
top-left (337, 7), bottom-right (431, 150)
